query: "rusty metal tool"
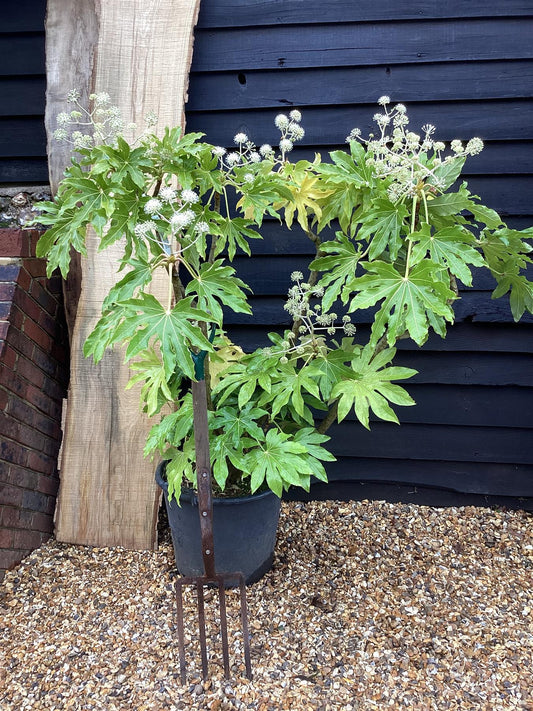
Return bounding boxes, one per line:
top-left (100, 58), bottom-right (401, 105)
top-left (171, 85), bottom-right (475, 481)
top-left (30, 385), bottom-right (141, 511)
top-left (175, 352), bottom-right (252, 683)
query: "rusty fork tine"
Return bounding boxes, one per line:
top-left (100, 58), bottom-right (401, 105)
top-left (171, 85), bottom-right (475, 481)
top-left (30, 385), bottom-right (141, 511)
top-left (238, 573), bottom-right (253, 680)
top-left (217, 580), bottom-right (231, 678)
top-left (175, 578), bottom-right (187, 685)
top-left (197, 581), bottom-right (209, 679)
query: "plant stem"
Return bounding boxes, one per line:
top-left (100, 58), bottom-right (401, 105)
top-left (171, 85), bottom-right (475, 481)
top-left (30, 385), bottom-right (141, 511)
top-left (404, 193), bottom-right (418, 279)
top-left (317, 401), bottom-right (338, 434)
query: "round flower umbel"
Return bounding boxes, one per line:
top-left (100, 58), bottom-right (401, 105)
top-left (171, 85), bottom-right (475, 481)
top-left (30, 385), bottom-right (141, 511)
top-left (346, 98), bottom-right (484, 204)
top-left (279, 271), bottom-right (357, 359)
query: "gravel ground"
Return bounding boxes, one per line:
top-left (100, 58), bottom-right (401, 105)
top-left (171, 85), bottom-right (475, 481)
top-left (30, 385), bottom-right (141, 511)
top-left (1, 500), bottom-right (532, 710)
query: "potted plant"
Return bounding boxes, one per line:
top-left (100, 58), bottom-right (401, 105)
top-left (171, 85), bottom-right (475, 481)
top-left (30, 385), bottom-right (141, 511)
top-left (34, 93), bottom-right (533, 582)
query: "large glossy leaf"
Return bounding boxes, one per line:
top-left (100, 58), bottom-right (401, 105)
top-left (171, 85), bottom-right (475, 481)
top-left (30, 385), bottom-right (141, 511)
top-left (347, 260), bottom-right (456, 346)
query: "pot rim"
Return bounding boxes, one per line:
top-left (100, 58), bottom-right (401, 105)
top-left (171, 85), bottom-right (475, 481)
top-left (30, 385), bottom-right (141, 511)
top-left (155, 460), bottom-right (279, 506)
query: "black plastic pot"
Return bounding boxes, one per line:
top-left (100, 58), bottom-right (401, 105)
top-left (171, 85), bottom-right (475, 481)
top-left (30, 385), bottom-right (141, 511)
top-left (155, 461), bottom-right (281, 585)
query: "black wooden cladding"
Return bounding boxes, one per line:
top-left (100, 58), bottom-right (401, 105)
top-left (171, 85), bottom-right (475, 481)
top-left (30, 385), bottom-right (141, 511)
top-left (187, 1), bottom-right (533, 499)
top-left (0, 4), bottom-right (46, 184)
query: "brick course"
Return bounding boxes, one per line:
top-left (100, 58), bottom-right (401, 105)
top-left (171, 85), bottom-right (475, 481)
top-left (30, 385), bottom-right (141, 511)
top-left (0, 228), bottom-right (69, 581)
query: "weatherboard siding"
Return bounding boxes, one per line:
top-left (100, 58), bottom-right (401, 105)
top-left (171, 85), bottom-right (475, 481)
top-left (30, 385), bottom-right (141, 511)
top-left (185, 0), bottom-right (533, 498)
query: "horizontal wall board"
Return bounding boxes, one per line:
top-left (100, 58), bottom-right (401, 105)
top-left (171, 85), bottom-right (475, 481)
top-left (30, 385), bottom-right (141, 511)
top-left (0, 117), bottom-right (46, 157)
top-left (232, 258), bottom-right (533, 296)
top-left (228, 323), bottom-right (533, 355)
top-left (197, 0), bottom-right (533, 28)
top-left (186, 100), bottom-right (533, 150)
top-left (226, 293), bottom-right (533, 327)
top-left (0, 77), bottom-right (46, 116)
top-left (327, 421), bottom-right (532, 464)
top-left (191, 19), bottom-right (533, 72)
top-left (1, 1), bottom-right (47, 33)
top-left (383, 350), bottom-right (533, 387)
top-left (321, 458), bottom-right (533, 497)
top-left (0, 158), bottom-right (49, 184)
top-left (188, 60), bottom-right (533, 111)
top-left (0, 35), bottom-right (45, 76)
top-left (357, 384), bottom-right (533, 428)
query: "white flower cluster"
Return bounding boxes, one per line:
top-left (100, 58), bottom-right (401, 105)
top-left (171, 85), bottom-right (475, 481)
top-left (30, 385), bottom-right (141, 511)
top-left (280, 271), bottom-right (356, 359)
top-left (346, 98), bottom-right (484, 203)
top-left (54, 90), bottom-right (157, 150)
top-left (275, 109), bottom-right (305, 158)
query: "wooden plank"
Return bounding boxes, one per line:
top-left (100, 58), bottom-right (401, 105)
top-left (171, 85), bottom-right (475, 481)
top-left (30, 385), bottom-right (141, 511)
top-left (50, 0), bottom-right (201, 551)
top-left (1, 0), bottom-right (47, 32)
top-left (327, 422), bottom-right (533, 464)
top-left (190, 19), bottom-right (533, 72)
top-left (0, 78), bottom-right (46, 116)
top-left (196, 0), bottom-right (533, 28)
top-left (0, 35), bottom-right (45, 76)
top-left (187, 60), bottom-right (533, 111)
top-left (186, 100), bottom-right (533, 149)
top-left (321, 458), bottom-right (533, 497)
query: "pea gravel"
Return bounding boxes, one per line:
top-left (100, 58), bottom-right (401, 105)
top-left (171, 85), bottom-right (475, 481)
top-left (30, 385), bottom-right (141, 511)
top-left (1, 500), bottom-right (532, 710)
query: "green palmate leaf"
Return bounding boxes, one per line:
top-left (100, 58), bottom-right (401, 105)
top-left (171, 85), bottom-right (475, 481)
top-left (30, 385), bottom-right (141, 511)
top-left (410, 224), bottom-right (485, 286)
top-left (126, 347), bottom-right (178, 417)
top-left (257, 365), bottom-right (321, 424)
top-left (84, 293), bottom-right (215, 379)
top-left (36, 207), bottom-right (88, 277)
top-left (429, 155), bottom-right (466, 191)
top-left (426, 182), bottom-right (471, 217)
top-left (310, 348), bottom-right (357, 401)
top-left (491, 267), bottom-right (533, 321)
top-left (356, 198), bottom-right (408, 261)
top-left (311, 232), bottom-right (362, 311)
top-left (211, 404), bottom-right (267, 449)
top-left (102, 257), bottom-right (153, 310)
top-left (331, 346), bottom-right (416, 429)
top-left (466, 199), bottom-right (503, 230)
top-left (210, 216), bottom-right (262, 260)
top-left (144, 394), bottom-right (194, 456)
top-left (185, 260), bottom-right (251, 323)
top-left (242, 429), bottom-right (313, 497)
top-left (346, 260), bottom-right (456, 346)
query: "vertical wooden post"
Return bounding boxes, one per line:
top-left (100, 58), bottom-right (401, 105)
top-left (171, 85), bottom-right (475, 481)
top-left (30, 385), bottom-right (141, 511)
top-left (45, 0), bottom-right (201, 549)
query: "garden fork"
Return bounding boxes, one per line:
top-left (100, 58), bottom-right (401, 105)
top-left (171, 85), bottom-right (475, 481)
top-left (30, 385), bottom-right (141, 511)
top-left (175, 356), bottom-right (252, 682)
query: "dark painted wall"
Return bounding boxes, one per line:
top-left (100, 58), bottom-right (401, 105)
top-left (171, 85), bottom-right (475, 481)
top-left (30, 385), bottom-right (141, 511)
top-left (0, 0), bottom-right (48, 184)
top-left (185, 0), bottom-right (533, 498)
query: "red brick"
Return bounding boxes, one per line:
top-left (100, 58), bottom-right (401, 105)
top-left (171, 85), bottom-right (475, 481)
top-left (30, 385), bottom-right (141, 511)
top-left (0, 412), bottom-right (45, 451)
top-left (26, 450), bottom-right (55, 476)
top-left (15, 355), bottom-right (45, 388)
top-left (0, 548), bottom-right (25, 570)
top-left (0, 388), bottom-right (8, 411)
top-left (0, 320), bottom-right (9, 340)
top-left (7, 325), bottom-right (35, 360)
top-left (1, 344), bottom-right (18, 370)
top-left (13, 288), bottom-right (41, 323)
top-left (30, 343), bottom-right (56, 377)
top-left (22, 259), bottom-right (48, 279)
top-left (0, 527), bottom-right (15, 548)
top-left (13, 528), bottom-right (43, 550)
top-left (36, 474), bottom-right (59, 496)
top-left (15, 267), bottom-right (31, 292)
top-left (0, 505), bottom-right (25, 528)
top-left (0, 439), bottom-right (28, 467)
top-left (6, 464), bottom-right (39, 491)
top-left (0, 483), bottom-right (23, 507)
top-left (29, 280), bottom-right (57, 316)
top-left (0, 229), bottom-right (25, 258)
top-left (23, 318), bottom-right (52, 351)
top-left (30, 512), bottom-right (53, 534)
top-left (9, 304), bottom-right (25, 331)
top-left (21, 489), bottom-right (49, 513)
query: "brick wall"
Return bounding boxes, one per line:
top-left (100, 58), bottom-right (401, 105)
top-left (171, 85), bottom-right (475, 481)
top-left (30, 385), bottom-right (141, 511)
top-left (0, 229), bottom-right (69, 581)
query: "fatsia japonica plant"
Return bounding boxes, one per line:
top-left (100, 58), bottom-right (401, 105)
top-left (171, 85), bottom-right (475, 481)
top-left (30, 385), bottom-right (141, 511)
top-left (34, 92), bottom-right (533, 501)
